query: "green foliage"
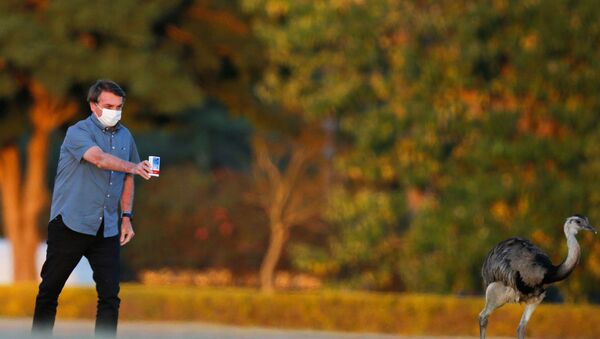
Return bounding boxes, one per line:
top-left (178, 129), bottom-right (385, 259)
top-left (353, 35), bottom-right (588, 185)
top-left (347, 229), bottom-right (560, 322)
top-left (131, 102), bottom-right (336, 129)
top-left (134, 101), bottom-right (253, 170)
top-left (3, 0), bottom-right (600, 300)
top-left (291, 187), bottom-right (404, 290)
top-left (400, 0), bottom-right (600, 298)
top-left (242, 0), bottom-right (392, 121)
top-left (0, 0), bottom-right (202, 137)
top-left (246, 0), bottom-right (600, 300)
top-left (243, 0), bottom-right (412, 290)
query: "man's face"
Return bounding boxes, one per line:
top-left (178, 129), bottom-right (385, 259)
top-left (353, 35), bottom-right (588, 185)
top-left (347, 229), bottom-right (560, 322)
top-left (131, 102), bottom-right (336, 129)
top-left (90, 91), bottom-right (124, 117)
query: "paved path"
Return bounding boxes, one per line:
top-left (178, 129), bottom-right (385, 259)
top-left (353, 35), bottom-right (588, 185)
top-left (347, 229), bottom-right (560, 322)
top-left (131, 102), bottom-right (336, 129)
top-left (0, 318), bottom-right (499, 339)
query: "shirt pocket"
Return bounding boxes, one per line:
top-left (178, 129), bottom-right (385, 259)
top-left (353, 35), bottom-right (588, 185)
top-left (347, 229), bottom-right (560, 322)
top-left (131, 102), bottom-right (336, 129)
top-left (115, 144), bottom-right (130, 161)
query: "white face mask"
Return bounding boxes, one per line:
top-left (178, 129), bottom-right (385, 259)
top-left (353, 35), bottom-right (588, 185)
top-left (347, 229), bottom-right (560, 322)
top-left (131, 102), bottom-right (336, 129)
top-left (95, 104), bottom-right (122, 127)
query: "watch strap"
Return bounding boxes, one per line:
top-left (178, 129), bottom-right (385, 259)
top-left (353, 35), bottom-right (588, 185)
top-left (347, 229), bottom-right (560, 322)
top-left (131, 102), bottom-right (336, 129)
top-left (121, 212), bottom-right (133, 220)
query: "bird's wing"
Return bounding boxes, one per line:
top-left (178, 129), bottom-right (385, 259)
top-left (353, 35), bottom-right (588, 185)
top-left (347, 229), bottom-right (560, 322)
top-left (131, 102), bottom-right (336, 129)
top-left (505, 239), bottom-right (553, 289)
top-left (483, 237), bottom-right (554, 292)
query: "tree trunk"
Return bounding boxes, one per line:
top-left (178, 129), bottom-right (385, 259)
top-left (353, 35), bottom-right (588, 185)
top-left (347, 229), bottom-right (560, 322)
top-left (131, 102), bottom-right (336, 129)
top-left (0, 145), bottom-right (23, 243)
top-left (259, 223), bottom-right (289, 293)
top-left (0, 145), bottom-right (35, 281)
top-left (18, 128), bottom-right (52, 281)
top-left (0, 131), bottom-right (51, 281)
top-left (0, 83), bottom-right (76, 282)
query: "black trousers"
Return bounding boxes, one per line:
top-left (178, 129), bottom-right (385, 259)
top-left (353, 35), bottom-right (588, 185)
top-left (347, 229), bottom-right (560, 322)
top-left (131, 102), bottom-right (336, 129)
top-left (32, 215), bottom-right (121, 336)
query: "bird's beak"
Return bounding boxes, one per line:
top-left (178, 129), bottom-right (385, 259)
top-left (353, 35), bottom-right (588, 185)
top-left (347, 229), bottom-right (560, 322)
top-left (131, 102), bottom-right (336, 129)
top-left (584, 224), bottom-right (597, 234)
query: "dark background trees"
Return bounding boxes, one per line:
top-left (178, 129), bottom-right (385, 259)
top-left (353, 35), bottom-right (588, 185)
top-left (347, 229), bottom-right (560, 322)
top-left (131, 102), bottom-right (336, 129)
top-left (1, 0), bottom-right (600, 300)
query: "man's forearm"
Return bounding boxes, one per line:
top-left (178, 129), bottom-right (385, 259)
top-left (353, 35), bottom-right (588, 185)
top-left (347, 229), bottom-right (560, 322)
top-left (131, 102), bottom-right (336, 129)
top-left (121, 174), bottom-right (134, 212)
top-left (85, 146), bottom-right (137, 174)
top-left (98, 152), bottom-right (137, 173)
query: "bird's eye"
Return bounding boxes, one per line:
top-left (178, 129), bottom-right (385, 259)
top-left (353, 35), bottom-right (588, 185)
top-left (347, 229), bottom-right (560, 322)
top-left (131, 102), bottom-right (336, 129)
top-left (575, 220), bottom-right (581, 224)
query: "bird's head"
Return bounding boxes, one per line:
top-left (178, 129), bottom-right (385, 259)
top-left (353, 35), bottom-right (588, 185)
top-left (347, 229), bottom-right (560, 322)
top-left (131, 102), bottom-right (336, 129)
top-left (565, 214), bottom-right (596, 235)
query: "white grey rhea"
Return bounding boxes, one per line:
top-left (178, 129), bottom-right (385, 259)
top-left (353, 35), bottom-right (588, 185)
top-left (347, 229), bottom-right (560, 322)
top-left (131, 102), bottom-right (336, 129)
top-left (479, 215), bottom-right (596, 339)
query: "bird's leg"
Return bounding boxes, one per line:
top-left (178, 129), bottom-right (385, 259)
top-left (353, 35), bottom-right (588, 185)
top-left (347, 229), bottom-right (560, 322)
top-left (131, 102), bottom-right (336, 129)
top-left (479, 282), bottom-right (513, 339)
top-left (516, 297), bottom-right (543, 339)
top-left (479, 309), bottom-right (489, 339)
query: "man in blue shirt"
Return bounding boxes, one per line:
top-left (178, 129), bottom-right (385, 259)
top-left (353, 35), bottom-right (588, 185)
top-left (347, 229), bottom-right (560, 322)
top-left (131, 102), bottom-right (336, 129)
top-left (32, 80), bottom-right (152, 336)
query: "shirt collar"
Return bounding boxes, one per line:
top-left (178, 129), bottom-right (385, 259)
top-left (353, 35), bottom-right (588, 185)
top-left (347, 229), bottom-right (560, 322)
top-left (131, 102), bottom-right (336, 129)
top-left (89, 113), bottom-right (121, 133)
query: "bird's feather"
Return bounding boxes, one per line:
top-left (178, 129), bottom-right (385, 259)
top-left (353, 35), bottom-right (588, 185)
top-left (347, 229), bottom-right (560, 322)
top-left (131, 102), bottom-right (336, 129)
top-left (482, 237), bottom-right (554, 297)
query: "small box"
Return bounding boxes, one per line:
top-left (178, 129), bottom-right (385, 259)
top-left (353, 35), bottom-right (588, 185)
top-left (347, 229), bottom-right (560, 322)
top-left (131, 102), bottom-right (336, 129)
top-left (148, 156), bottom-right (160, 177)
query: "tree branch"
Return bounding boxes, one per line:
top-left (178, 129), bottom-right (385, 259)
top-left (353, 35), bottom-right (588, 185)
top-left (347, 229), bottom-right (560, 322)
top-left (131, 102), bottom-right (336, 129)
top-left (253, 137), bottom-right (282, 186)
top-left (29, 82), bottom-right (78, 132)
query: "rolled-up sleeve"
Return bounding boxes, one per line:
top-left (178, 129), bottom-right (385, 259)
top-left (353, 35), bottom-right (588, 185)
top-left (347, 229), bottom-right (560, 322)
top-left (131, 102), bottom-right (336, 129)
top-left (129, 137), bottom-right (141, 163)
top-left (63, 125), bottom-right (97, 162)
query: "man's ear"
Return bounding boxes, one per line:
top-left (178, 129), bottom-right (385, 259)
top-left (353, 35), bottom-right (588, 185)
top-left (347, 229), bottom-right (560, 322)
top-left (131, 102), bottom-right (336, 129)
top-left (90, 102), bottom-right (99, 116)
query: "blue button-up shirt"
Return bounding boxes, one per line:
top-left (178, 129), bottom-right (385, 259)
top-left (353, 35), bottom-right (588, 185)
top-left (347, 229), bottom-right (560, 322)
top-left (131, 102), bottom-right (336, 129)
top-left (50, 114), bottom-right (141, 237)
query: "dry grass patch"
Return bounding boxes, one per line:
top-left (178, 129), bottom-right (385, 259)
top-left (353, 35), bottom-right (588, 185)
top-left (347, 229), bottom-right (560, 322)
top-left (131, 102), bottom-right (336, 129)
top-left (1, 284), bottom-right (599, 337)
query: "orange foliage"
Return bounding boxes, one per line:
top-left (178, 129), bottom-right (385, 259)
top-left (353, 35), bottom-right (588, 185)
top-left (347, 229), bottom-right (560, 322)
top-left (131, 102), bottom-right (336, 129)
top-left (406, 187), bottom-right (428, 213)
top-left (188, 5), bottom-right (249, 35)
top-left (586, 243), bottom-right (600, 278)
top-left (458, 89), bottom-right (486, 120)
top-left (26, 0), bottom-right (47, 10)
top-left (530, 229), bottom-right (553, 248)
top-left (520, 32), bottom-right (538, 50)
top-left (489, 88), bottom-right (519, 112)
top-left (490, 200), bottom-right (511, 222)
top-left (78, 33), bottom-right (97, 49)
top-left (521, 165), bottom-right (537, 186)
top-left (166, 25), bottom-right (195, 45)
top-left (139, 269), bottom-right (322, 290)
top-left (517, 95), bottom-right (568, 139)
top-left (518, 112), bottom-right (565, 139)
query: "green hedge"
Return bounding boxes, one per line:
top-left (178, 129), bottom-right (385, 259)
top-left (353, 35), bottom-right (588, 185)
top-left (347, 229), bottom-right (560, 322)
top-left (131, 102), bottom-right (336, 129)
top-left (2, 283), bottom-right (600, 337)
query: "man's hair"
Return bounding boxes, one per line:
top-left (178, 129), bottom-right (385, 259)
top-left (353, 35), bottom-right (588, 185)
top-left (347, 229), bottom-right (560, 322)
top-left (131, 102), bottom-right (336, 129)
top-left (87, 79), bottom-right (126, 103)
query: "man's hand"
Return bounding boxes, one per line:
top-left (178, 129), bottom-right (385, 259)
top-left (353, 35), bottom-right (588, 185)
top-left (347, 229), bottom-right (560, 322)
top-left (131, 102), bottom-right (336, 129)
top-left (133, 160), bottom-right (152, 180)
top-left (84, 147), bottom-right (153, 179)
top-left (120, 218), bottom-right (135, 246)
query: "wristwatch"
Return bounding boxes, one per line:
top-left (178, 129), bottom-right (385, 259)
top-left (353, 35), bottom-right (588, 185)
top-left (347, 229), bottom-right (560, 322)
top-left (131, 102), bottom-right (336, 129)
top-left (121, 212), bottom-right (133, 221)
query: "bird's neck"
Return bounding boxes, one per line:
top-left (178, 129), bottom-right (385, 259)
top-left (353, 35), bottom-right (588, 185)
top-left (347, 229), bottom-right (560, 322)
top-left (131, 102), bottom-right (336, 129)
top-left (546, 233), bottom-right (580, 283)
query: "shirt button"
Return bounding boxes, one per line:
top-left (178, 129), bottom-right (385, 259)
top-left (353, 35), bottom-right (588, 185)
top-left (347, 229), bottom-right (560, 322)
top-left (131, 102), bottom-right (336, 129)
top-left (107, 194), bottom-right (110, 198)
top-left (112, 146), bottom-right (115, 150)
top-left (110, 182), bottom-right (113, 185)
top-left (99, 217), bottom-right (103, 220)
